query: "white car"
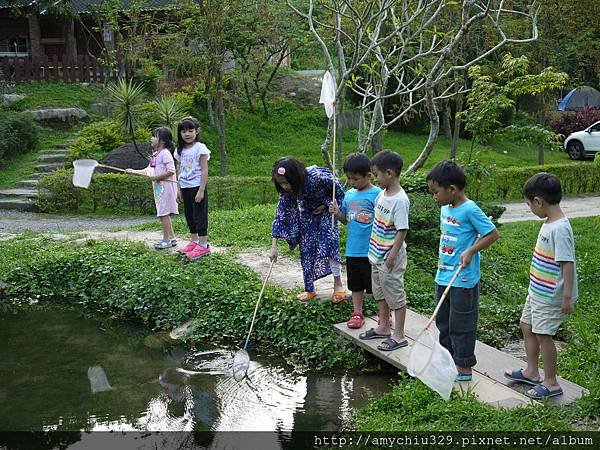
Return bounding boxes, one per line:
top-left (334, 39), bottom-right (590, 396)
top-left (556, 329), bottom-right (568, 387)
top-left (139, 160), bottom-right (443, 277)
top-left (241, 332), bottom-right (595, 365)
top-left (563, 120), bottom-right (600, 160)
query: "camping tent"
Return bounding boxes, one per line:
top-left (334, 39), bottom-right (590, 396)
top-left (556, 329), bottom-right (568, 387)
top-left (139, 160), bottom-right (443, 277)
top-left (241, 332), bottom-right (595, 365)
top-left (556, 86), bottom-right (600, 111)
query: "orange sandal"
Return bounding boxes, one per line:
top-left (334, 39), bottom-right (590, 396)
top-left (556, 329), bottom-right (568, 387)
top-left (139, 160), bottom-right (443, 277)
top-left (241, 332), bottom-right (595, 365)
top-left (332, 290), bottom-right (346, 304)
top-left (297, 291), bottom-right (317, 302)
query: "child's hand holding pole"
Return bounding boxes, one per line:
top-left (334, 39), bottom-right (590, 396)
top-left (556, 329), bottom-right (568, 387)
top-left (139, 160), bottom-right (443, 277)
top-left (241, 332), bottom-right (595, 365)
top-left (329, 199), bottom-right (346, 223)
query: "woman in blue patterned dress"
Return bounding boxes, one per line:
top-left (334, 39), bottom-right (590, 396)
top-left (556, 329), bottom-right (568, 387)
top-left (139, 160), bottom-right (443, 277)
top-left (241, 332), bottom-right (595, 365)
top-left (269, 156), bottom-right (346, 302)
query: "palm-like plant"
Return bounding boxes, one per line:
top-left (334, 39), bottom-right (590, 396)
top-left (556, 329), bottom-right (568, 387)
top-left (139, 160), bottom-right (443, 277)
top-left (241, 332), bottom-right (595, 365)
top-left (153, 96), bottom-right (189, 132)
top-left (107, 78), bottom-right (148, 160)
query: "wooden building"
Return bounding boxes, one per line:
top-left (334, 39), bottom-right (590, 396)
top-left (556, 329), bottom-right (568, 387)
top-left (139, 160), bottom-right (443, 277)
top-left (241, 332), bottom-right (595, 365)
top-left (0, 0), bottom-right (171, 61)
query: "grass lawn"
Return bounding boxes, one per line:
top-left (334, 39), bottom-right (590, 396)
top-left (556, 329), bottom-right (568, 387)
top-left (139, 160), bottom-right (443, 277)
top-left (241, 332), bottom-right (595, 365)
top-left (1, 83), bottom-right (577, 189)
top-left (9, 82), bottom-right (106, 112)
top-left (196, 99), bottom-right (576, 177)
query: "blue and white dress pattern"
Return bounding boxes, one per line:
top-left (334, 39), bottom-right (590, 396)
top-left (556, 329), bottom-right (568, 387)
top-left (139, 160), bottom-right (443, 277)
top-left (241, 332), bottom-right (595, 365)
top-left (272, 166), bottom-right (345, 292)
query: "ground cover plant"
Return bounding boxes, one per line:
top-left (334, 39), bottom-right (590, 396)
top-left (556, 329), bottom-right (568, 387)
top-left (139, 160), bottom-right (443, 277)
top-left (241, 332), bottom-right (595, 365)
top-left (0, 237), bottom-right (368, 371)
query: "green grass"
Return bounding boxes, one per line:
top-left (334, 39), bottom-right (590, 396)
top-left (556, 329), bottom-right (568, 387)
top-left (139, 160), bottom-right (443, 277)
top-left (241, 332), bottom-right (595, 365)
top-left (0, 128), bottom-right (76, 189)
top-left (9, 82), bottom-right (106, 111)
top-left (195, 99), bottom-right (575, 177)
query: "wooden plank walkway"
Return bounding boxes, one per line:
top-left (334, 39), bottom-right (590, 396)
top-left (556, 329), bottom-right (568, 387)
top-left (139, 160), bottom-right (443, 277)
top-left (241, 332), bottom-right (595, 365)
top-left (334, 310), bottom-right (588, 408)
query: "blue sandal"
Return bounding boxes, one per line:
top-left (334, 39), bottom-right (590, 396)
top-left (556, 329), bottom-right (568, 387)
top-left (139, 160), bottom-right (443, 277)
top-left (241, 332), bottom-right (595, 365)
top-left (504, 369), bottom-right (541, 386)
top-left (526, 383), bottom-right (563, 400)
top-left (455, 373), bottom-right (473, 382)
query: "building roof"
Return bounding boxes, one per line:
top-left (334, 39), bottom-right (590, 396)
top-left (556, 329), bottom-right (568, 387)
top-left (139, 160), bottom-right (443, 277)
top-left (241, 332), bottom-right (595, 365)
top-left (0, 0), bottom-right (176, 12)
top-left (0, 1), bottom-right (33, 9)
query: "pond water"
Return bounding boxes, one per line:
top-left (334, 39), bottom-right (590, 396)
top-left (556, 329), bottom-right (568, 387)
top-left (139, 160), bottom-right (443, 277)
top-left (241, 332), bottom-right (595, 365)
top-left (0, 302), bottom-right (395, 446)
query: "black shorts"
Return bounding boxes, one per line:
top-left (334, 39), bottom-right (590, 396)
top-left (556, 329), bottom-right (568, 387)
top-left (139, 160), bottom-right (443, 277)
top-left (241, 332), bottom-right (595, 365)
top-left (346, 256), bottom-right (372, 294)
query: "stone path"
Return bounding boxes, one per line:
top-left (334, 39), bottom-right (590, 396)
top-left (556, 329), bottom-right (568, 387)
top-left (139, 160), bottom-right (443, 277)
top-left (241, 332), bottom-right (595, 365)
top-left (499, 194), bottom-right (600, 223)
top-left (0, 145), bottom-right (69, 212)
top-left (0, 211), bottom-right (153, 236)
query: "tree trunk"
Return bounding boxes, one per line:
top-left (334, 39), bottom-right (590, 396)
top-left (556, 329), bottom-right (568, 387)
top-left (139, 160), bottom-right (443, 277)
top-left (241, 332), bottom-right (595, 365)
top-left (260, 91), bottom-right (270, 118)
top-left (441, 98), bottom-right (452, 139)
top-left (334, 84), bottom-right (345, 169)
top-left (205, 82), bottom-right (215, 125)
top-left (65, 17), bottom-right (77, 60)
top-left (244, 80), bottom-right (256, 113)
top-left (320, 119), bottom-right (333, 169)
top-left (450, 92), bottom-right (463, 160)
top-left (357, 109), bottom-right (369, 153)
top-left (407, 86), bottom-right (439, 173)
top-left (370, 101), bottom-right (385, 154)
top-left (27, 14), bottom-right (41, 60)
top-left (215, 71), bottom-right (228, 176)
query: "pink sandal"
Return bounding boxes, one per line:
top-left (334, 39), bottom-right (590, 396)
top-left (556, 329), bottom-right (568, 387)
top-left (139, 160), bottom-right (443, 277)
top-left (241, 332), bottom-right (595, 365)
top-left (347, 312), bottom-right (365, 329)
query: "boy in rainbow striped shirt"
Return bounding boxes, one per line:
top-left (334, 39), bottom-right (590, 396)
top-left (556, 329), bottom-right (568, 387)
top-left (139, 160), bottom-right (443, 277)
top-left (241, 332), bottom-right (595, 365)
top-left (505, 173), bottom-right (577, 400)
top-left (358, 150), bottom-right (410, 352)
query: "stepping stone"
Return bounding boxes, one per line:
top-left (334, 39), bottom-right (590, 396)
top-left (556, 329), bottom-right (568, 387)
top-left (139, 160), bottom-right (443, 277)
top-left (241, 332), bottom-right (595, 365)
top-left (40, 148), bottom-right (69, 155)
top-left (35, 162), bottom-right (65, 173)
top-left (56, 143), bottom-right (69, 149)
top-left (29, 172), bottom-right (47, 180)
top-left (0, 198), bottom-right (38, 212)
top-left (15, 180), bottom-right (39, 188)
top-left (0, 188), bottom-right (38, 199)
top-left (37, 153), bottom-right (68, 163)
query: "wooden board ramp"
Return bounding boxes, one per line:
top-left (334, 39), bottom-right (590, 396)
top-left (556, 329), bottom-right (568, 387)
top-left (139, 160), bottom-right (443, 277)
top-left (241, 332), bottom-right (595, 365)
top-left (334, 310), bottom-right (588, 409)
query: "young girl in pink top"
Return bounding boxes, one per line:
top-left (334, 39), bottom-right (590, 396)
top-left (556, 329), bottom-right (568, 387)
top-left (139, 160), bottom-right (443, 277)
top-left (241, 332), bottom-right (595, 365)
top-left (127, 127), bottom-right (179, 249)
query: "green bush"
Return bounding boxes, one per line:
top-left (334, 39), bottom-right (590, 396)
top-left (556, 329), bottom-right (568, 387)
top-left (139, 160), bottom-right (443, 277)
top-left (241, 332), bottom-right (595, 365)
top-left (67, 120), bottom-right (124, 162)
top-left (0, 110), bottom-right (38, 165)
top-left (36, 171), bottom-right (278, 213)
top-left (135, 59), bottom-right (162, 95)
top-left (470, 163), bottom-right (600, 200)
top-left (36, 169), bottom-right (85, 212)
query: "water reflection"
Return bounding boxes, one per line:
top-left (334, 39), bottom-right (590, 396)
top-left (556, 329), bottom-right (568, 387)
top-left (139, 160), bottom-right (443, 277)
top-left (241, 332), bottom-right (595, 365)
top-left (1, 305), bottom-right (395, 438)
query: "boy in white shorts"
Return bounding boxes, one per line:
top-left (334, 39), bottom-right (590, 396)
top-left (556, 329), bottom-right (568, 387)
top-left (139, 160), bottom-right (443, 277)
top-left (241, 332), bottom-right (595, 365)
top-left (505, 173), bottom-right (578, 399)
top-left (358, 150), bottom-right (410, 352)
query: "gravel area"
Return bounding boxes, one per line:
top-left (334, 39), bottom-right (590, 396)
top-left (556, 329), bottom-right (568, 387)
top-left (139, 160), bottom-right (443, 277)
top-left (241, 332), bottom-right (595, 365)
top-left (0, 210), bottom-right (153, 234)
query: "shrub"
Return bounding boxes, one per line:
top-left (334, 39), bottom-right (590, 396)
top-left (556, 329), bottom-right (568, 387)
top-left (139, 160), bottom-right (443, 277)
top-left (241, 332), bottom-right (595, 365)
top-left (549, 106), bottom-right (600, 139)
top-left (135, 58), bottom-right (162, 95)
top-left (36, 171), bottom-right (278, 213)
top-left (67, 120), bottom-right (124, 162)
top-left (0, 110), bottom-right (38, 164)
top-left (472, 163), bottom-right (600, 200)
top-left (36, 169), bottom-right (85, 212)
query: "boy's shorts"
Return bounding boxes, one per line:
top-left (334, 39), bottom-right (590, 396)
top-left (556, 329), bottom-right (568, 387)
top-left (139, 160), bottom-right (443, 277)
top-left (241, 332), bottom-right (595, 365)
top-left (520, 295), bottom-right (565, 336)
top-left (346, 256), bottom-right (373, 293)
top-left (371, 247), bottom-right (407, 310)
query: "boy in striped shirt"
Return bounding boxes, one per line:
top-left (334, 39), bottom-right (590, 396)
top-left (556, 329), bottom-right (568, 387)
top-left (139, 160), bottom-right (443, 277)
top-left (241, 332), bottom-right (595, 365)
top-left (505, 173), bottom-right (577, 400)
top-left (359, 150), bottom-right (410, 352)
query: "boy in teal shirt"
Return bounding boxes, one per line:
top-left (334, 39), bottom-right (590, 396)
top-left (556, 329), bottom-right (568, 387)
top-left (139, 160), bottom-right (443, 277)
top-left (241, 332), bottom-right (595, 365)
top-left (426, 160), bottom-right (499, 381)
top-left (330, 153), bottom-right (381, 328)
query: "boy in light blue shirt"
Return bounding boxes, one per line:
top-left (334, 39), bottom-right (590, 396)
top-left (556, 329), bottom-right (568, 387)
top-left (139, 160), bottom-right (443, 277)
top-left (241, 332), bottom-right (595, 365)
top-left (426, 160), bottom-right (499, 382)
top-left (330, 153), bottom-right (381, 328)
